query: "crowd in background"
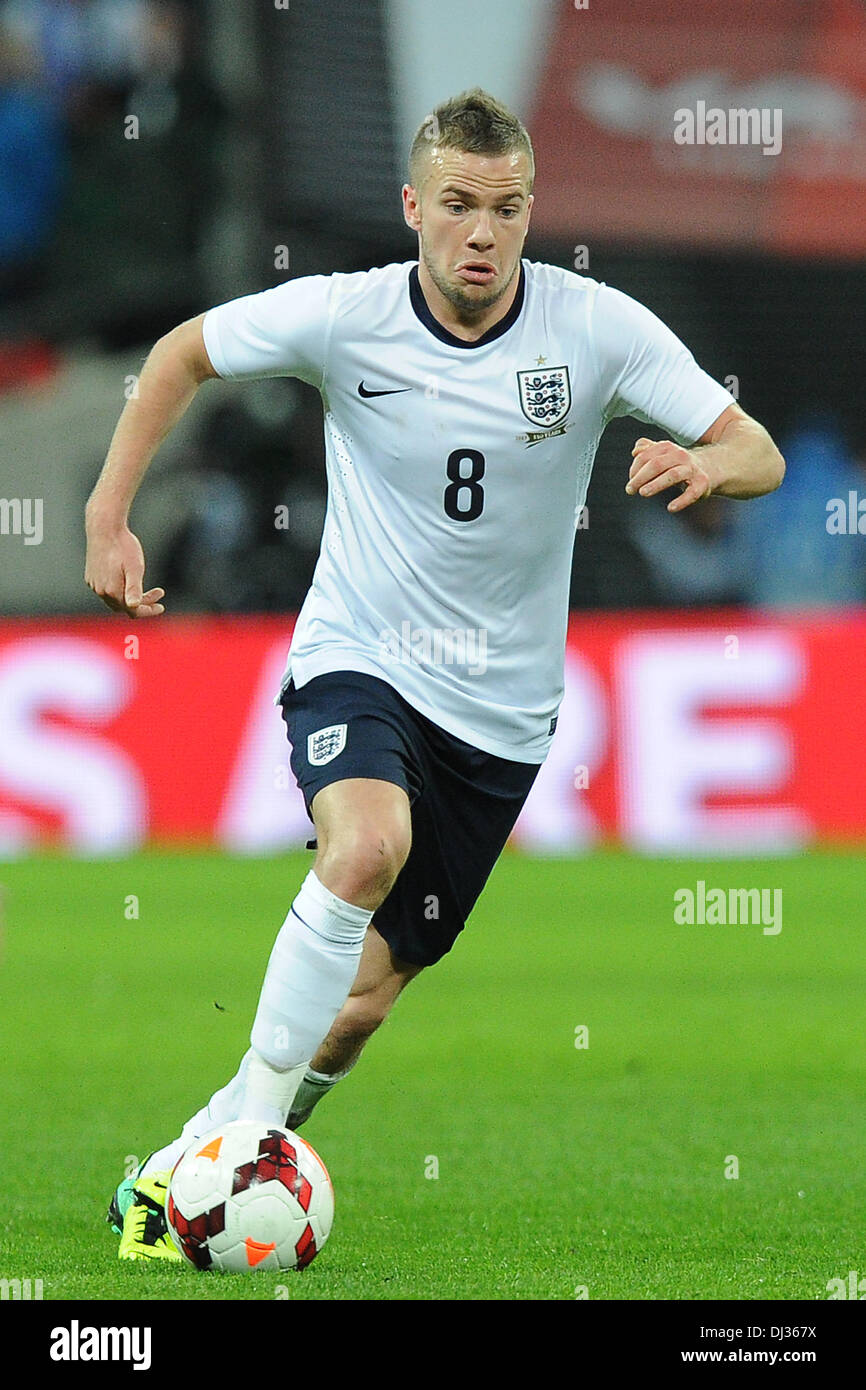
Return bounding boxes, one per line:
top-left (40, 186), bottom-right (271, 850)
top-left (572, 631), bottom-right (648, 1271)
top-left (0, 0), bottom-right (217, 349)
top-left (1, 0), bottom-right (863, 615)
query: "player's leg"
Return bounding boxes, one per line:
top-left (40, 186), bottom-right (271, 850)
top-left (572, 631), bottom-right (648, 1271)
top-left (289, 921), bottom-right (423, 1127)
top-left (238, 775), bottom-right (411, 1124)
top-left (142, 777), bottom-right (411, 1164)
top-left (289, 700), bottom-right (546, 1131)
top-left (115, 774), bottom-right (411, 1258)
top-left (311, 775), bottom-right (414, 907)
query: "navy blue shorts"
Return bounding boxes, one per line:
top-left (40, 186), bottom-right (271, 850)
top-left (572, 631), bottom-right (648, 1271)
top-left (279, 671), bottom-right (540, 967)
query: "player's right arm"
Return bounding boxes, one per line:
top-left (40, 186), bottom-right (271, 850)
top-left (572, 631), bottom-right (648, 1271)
top-left (85, 313), bottom-right (219, 617)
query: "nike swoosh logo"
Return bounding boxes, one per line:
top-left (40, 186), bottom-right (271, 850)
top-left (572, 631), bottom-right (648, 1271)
top-left (357, 381), bottom-right (412, 398)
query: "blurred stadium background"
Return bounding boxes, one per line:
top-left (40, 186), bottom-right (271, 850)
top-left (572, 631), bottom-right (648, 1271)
top-left (1, 0), bottom-right (864, 858)
top-left (2, 0), bottom-right (866, 1308)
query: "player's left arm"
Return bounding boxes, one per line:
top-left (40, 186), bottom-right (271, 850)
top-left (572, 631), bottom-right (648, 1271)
top-left (625, 402), bottom-right (785, 513)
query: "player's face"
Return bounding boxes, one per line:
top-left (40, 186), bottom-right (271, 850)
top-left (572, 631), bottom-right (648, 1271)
top-left (404, 148), bottom-right (533, 319)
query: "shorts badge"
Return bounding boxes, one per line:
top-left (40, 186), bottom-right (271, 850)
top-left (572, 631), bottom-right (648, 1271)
top-left (308, 723), bottom-right (347, 766)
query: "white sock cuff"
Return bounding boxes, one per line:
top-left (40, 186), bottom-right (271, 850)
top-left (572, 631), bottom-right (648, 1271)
top-left (305, 1056), bottom-right (358, 1087)
top-left (296, 869), bottom-right (374, 940)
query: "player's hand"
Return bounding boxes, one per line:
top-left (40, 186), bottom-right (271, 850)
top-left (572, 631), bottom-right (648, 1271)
top-left (625, 437), bottom-right (713, 513)
top-left (84, 521), bottom-right (165, 617)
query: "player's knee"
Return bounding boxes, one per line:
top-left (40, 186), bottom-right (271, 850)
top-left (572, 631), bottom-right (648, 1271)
top-left (317, 825), bottom-right (410, 908)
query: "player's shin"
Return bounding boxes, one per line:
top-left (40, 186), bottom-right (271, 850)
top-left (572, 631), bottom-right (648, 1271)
top-left (240, 870), bottom-right (373, 1124)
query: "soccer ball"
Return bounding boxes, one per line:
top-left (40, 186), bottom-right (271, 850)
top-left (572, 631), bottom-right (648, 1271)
top-left (166, 1120), bottom-right (334, 1273)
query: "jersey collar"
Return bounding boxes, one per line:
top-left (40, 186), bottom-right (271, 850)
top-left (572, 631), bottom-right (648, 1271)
top-left (408, 261), bottom-right (526, 349)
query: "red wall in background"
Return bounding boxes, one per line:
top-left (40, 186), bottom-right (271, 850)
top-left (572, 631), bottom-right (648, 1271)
top-left (0, 612), bottom-right (863, 857)
top-left (530, 0), bottom-right (866, 256)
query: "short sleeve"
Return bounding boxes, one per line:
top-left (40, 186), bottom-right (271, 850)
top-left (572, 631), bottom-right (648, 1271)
top-left (201, 275), bottom-right (334, 389)
top-left (591, 284), bottom-right (734, 446)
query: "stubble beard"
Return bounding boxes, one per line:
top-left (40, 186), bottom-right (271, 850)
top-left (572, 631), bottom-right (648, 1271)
top-left (420, 237), bottom-right (519, 321)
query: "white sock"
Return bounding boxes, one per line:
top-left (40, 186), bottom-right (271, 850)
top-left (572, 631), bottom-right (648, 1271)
top-left (239, 869), bottom-right (372, 1122)
top-left (140, 871), bottom-right (373, 1175)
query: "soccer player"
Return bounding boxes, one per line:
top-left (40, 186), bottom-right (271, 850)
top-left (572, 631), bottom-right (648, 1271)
top-left (85, 89), bottom-right (785, 1259)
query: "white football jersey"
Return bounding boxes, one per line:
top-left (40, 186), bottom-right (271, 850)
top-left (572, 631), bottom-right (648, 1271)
top-left (202, 260), bottom-right (732, 761)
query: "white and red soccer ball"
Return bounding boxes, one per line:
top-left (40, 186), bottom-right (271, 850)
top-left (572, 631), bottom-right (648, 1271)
top-left (166, 1121), bottom-right (334, 1273)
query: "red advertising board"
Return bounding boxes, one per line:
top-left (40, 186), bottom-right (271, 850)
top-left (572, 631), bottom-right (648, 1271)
top-left (0, 612), bottom-right (863, 857)
top-left (530, 0), bottom-right (866, 256)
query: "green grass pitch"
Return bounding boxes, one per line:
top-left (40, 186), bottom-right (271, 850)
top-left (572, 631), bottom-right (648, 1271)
top-left (0, 846), bottom-right (863, 1301)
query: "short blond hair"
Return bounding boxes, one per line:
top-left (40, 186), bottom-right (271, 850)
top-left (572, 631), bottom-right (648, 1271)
top-left (409, 87), bottom-right (535, 191)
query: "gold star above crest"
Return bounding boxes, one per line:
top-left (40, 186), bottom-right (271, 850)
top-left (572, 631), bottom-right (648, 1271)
top-left (535, 354), bottom-right (548, 366)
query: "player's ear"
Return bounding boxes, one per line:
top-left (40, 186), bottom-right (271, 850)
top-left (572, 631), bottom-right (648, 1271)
top-left (523, 193), bottom-right (534, 237)
top-left (402, 183), bottom-right (421, 232)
